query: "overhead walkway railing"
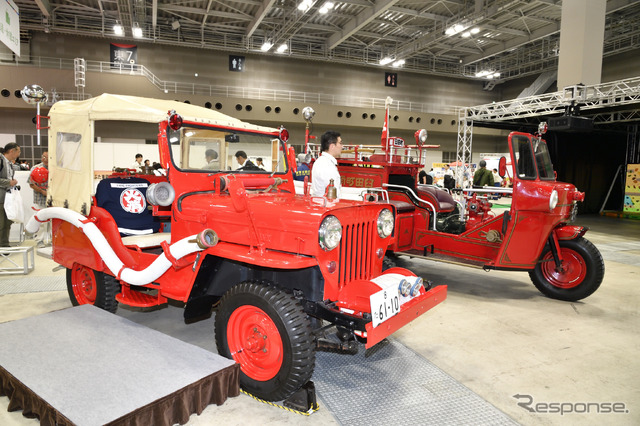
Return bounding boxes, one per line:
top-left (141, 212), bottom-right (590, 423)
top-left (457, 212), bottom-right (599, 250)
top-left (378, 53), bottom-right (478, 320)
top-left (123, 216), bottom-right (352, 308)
top-left (0, 55), bottom-right (450, 114)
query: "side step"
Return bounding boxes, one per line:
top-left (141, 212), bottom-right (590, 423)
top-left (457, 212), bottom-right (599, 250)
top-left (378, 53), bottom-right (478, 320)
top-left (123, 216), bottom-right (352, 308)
top-left (397, 249), bottom-right (487, 269)
top-left (116, 285), bottom-right (167, 307)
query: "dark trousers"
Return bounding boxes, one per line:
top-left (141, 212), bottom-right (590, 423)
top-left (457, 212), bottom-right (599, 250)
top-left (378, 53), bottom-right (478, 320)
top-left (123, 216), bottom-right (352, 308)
top-left (0, 205), bottom-right (13, 247)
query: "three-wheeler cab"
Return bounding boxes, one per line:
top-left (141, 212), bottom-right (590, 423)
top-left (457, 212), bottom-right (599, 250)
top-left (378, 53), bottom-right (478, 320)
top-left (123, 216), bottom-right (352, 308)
top-left (302, 100), bottom-right (604, 302)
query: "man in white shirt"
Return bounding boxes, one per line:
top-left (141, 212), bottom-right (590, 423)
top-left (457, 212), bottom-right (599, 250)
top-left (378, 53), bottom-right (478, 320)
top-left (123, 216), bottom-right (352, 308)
top-left (444, 164), bottom-right (454, 177)
top-left (311, 131), bottom-right (343, 198)
top-left (131, 153), bottom-right (143, 172)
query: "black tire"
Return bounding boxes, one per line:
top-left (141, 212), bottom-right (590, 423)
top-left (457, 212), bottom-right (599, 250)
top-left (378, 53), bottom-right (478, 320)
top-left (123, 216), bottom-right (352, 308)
top-left (529, 237), bottom-right (604, 302)
top-left (382, 255), bottom-right (397, 271)
top-left (214, 281), bottom-right (315, 401)
top-left (66, 264), bottom-right (120, 313)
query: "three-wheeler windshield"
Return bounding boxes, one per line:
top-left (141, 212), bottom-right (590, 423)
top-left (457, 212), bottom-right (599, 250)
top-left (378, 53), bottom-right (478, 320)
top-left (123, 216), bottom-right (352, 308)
top-left (512, 134), bottom-right (555, 180)
top-left (168, 126), bottom-right (287, 174)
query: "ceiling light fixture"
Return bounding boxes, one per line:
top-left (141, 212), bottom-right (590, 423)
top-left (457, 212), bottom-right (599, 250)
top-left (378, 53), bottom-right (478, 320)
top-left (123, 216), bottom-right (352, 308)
top-left (319, 1), bottom-right (334, 13)
top-left (392, 59), bottom-right (405, 68)
top-left (379, 56), bottom-right (394, 66)
top-left (113, 23), bottom-right (123, 36)
top-left (445, 22), bottom-right (475, 37)
top-left (132, 25), bottom-right (143, 38)
top-left (475, 70), bottom-right (501, 79)
top-left (261, 40), bottom-right (273, 51)
top-left (298, 0), bottom-right (313, 12)
top-left (276, 43), bottom-right (288, 53)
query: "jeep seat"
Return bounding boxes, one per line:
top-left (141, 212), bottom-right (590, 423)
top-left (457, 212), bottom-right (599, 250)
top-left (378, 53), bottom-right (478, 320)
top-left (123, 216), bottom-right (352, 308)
top-left (95, 177), bottom-right (162, 240)
top-left (416, 185), bottom-right (456, 212)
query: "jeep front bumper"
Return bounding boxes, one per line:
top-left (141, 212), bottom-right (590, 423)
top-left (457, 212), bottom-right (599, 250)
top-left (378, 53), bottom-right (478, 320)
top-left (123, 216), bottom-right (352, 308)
top-left (302, 284), bottom-right (447, 349)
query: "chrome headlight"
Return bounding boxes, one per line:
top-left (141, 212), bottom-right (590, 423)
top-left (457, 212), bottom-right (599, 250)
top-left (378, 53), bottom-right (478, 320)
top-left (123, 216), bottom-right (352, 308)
top-left (319, 215), bottom-right (342, 251)
top-left (377, 208), bottom-right (394, 238)
top-left (398, 279), bottom-right (411, 297)
top-left (549, 189), bottom-right (559, 210)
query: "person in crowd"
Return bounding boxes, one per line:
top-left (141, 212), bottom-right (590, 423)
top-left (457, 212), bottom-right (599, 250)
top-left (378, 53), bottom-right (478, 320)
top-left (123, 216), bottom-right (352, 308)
top-left (294, 153), bottom-right (311, 181)
top-left (28, 151), bottom-right (50, 246)
top-left (0, 143), bottom-right (21, 247)
top-left (492, 168), bottom-right (503, 187)
top-left (473, 160), bottom-right (495, 187)
top-left (444, 164), bottom-right (454, 177)
top-left (131, 153), bottom-right (143, 172)
top-left (203, 149), bottom-right (219, 169)
top-left (144, 159), bottom-right (150, 167)
top-left (256, 158), bottom-right (266, 170)
top-left (152, 162), bottom-right (167, 176)
top-left (311, 130), bottom-right (343, 198)
top-left (418, 168), bottom-right (433, 185)
top-left (234, 151), bottom-right (260, 171)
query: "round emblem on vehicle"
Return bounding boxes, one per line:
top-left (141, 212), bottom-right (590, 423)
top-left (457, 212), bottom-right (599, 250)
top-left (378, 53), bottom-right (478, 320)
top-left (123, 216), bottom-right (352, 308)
top-left (120, 188), bottom-right (146, 214)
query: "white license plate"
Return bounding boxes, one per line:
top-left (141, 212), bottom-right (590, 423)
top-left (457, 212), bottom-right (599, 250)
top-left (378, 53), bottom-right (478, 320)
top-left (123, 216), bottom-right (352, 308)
top-left (370, 287), bottom-right (400, 328)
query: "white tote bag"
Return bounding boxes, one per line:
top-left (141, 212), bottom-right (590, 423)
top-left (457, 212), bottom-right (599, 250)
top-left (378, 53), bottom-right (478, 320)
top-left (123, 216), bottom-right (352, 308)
top-left (4, 187), bottom-right (25, 223)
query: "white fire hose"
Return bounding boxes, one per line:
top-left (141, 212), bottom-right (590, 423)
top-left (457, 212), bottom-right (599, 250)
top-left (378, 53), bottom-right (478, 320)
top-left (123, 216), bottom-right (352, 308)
top-left (26, 207), bottom-right (217, 286)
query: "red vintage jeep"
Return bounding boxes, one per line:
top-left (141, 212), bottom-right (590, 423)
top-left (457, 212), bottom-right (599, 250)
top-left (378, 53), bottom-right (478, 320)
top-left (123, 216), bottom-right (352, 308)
top-left (27, 94), bottom-right (446, 401)
top-left (303, 102), bottom-right (604, 302)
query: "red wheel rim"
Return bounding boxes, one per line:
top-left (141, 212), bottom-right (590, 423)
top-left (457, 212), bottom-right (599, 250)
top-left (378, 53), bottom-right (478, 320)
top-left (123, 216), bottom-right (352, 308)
top-left (541, 248), bottom-right (587, 289)
top-left (227, 305), bottom-right (283, 381)
top-left (71, 265), bottom-right (98, 304)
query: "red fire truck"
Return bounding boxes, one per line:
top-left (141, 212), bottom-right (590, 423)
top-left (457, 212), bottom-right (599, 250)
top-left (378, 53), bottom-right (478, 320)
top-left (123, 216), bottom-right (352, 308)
top-left (303, 102), bottom-right (604, 302)
top-left (27, 94), bottom-right (446, 401)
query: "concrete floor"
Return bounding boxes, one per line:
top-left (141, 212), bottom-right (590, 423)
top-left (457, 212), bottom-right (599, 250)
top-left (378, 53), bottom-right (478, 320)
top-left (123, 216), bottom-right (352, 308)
top-left (0, 214), bottom-right (638, 425)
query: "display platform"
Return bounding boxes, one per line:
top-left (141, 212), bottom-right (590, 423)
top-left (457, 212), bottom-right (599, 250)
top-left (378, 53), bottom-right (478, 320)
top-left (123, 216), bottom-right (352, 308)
top-left (0, 304), bottom-right (239, 426)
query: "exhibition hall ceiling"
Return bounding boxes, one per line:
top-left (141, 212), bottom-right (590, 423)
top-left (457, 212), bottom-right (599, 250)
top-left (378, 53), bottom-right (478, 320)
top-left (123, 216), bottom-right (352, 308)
top-left (14, 0), bottom-right (640, 82)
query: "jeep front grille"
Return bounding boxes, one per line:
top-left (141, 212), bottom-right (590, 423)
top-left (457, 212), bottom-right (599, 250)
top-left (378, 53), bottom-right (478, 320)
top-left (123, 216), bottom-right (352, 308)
top-left (338, 219), bottom-right (376, 285)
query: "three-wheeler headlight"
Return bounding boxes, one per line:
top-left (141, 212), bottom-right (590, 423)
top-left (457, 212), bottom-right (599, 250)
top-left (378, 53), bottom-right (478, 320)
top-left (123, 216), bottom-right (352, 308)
top-left (377, 208), bottom-right (394, 238)
top-left (319, 215), bottom-right (342, 251)
top-left (549, 190), bottom-right (559, 210)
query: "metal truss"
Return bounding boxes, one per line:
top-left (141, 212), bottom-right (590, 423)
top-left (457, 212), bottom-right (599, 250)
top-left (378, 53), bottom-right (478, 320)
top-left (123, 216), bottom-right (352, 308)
top-left (456, 75), bottom-right (640, 180)
top-left (465, 76), bottom-right (640, 123)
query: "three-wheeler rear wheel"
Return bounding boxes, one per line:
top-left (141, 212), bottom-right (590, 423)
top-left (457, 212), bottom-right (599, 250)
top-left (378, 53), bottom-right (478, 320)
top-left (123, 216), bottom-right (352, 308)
top-left (214, 281), bottom-right (316, 401)
top-left (529, 237), bottom-right (604, 302)
top-left (66, 263), bottom-right (120, 313)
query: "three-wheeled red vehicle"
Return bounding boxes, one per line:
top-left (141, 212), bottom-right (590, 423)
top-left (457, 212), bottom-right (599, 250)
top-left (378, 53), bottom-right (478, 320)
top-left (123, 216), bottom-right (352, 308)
top-left (27, 94), bottom-right (446, 401)
top-left (303, 101), bottom-right (604, 302)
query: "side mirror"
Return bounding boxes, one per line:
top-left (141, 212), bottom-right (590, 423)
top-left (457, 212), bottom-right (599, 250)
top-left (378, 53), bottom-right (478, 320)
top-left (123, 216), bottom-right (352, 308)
top-left (498, 156), bottom-right (507, 178)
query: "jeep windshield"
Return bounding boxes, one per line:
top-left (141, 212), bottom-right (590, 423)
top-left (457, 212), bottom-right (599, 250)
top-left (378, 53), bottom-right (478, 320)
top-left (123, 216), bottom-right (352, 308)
top-left (512, 134), bottom-right (555, 180)
top-left (168, 125), bottom-right (288, 174)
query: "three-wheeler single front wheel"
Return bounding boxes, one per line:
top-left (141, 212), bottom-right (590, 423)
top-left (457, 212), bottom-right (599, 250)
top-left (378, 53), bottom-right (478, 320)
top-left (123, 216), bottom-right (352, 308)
top-left (215, 281), bottom-right (316, 401)
top-left (529, 237), bottom-right (604, 302)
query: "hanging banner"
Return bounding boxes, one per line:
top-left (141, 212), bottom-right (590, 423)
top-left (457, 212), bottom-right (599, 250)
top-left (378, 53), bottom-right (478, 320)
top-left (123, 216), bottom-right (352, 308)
top-left (110, 43), bottom-right (137, 70)
top-left (0, 0), bottom-right (20, 56)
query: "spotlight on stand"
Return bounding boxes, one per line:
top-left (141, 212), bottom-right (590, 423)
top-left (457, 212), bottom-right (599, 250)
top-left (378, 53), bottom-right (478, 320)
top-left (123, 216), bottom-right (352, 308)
top-left (302, 106), bottom-right (315, 123)
top-left (302, 106), bottom-right (316, 154)
top-left (21, 84), bottom-right (48, 145)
